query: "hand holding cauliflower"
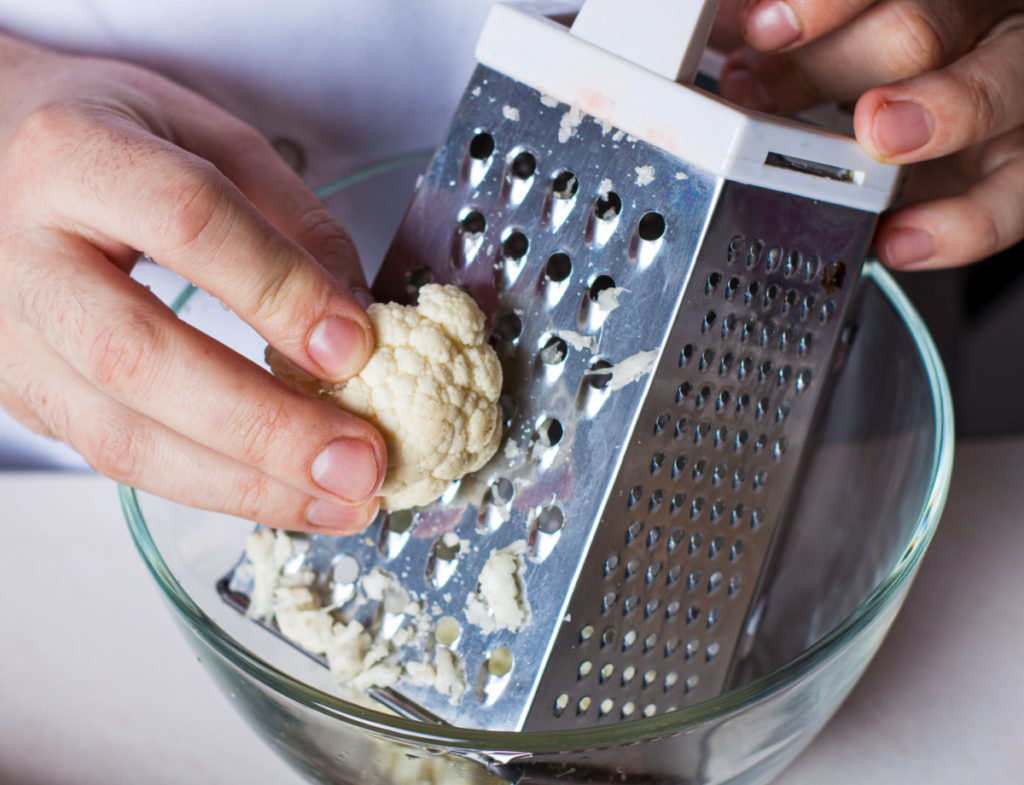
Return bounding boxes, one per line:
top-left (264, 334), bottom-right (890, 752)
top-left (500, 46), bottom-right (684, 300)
top-left (268, 284), bottom-right (503, 510)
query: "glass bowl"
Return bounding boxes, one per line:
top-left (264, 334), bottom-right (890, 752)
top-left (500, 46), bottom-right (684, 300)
top-left (121, 162), bottom-right (954, 784)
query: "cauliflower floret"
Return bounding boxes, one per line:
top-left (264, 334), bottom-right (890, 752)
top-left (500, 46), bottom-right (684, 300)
top-left (268, 284), bottom-right (503, 510)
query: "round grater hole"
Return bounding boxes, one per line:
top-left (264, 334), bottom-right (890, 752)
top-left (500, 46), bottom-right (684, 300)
top-left (670, 493), bottom-right (686, 515)
top-left (677, 382), bottom-right (692, 403)
top-left (731, 503), bottom-right (746, 526)
top-left (777, 402), bottom-right (791, 422)
top-left (647, 526), bottom-right (662, 549)
top-left (594, 191), bottom-right (622, 220)
top-left (622, 664), bottom-right (637, 684)
top-left (754, 434), bottom-right (768, 453)
top-left (727, 234), bottom-right (745, 263)
top-left (554, 693), bottom-right (570, 716)
top-left (540, 335), bottom-right (568, 365)
top-left (725, 277), bottom-right (740, 301)
top-left (668, 527), bottom-right (685, 552)
top-left (654, 413), bottom-right (671, 435)
top-left (645, 563), bottom-right (662, 586)
top-left (709, 535), bottom-right (725, 558)
top-left (601, 628), bottom-right (616, 647)
top-left (732, 468), bottom-right (746, 489)
top-left (493, 312), bottom-right (522, 343)
top-left (736, 392), bottom-right (751, 413)
top-left (686, 604), bottom-right (700, 625)
top-left (734, 429), bottom-right (749, 451)
top-left (621, 701), bottom-right (637, 719)
top-left (509, 150), bottom-right (537, 180)
top-left (773, 438), bottom-right (789, 460)
top-left (664, 636), bottom-right (680, 657)
top-left (712, 465), bottom-right (726, 486)
top-left (690, 497), bottom-right (706, 521)
top-left (747, 240), bottom-right (764, 269)
top-left (668, 564), bottom-right (683, 585)
top-left (600, 663), bottom-right (615, 682)
top-left (623, 595), bottom-right (639, 615)
top-left (537, 417), bottom-right (563, 447)
top-left (692, 459), bottom-right (707, 481)
top-left (729, 574), bottom-right (743, 596)
top-left (763, 283), bottom-right (779, 308)
top-left (778, 365), bottom-right (793, 387)
top-left (626, 520), bottom-right (643, 543)
top-left (330, 553), bottom-right (361, 604)
top-left (587, 359), bottom-right (613, 389)
top-left (577, 696), bottom-right (592, 715)
top-left (551, 169), bottom-right (579, 199)
top-left (695, 422), bottom-right (711, 444)
top-left (779, 327), bottom-right (794, 352)
top-left (687, 568), bottom-right (702, 591)
top-left (459, 209), bottom-right (486, 235)
top-left (718, 355), bottom-right (735, 377)
top-left (649, 489), bottom-right (665, 512)
top-left (760, 322), bottom-right (778, 347)
top-left (766, 245), bottom-right (783, 273)
top-left (708, 571), bottom-right (723, 594)
top-left (753, 469), bottom-right (768, 490)
top-left (628, 486), bottom-right (643, 509)
top-left (699, 349), bottom-right (714, 372)
top-left (599, 698), bottom-right (615, 717)
top-left (638, 211), bottom-right (666, 241)
top-left (545, 251), bottom-right (572, 282)
top-left (536, 505), bottom-right (564, 533)
top-left (679, 343), bottom-right (695, 367)
top-left (705, 271), bottom-right (723, 295)
top-left (501, 230), bottom-right (529, 260)
top-left (821, 259), bottom-right (847, 291)
top-left (804, 255), bottom-right (820, 282)
top-left (602, 591), bottom-right (618, 613)
top-left (603, 554), bottom-right (619, 578)
top-left (755, 397), bottom-right (769, 420)
top-left (578, 660), bottom-right (593, 679)
top-left (821, 300), bottom-right (836, 323)
top-left (665, 672), bottom-right (680, 690)
top-left (623, 630), bottom-right (639, 650)
top-left (738, 356), bottom-right (753, 380)
top-left (722, 312), bottom-right (738, 336)
top-left (405, 266), bottom-right (433, 298)
top-left (644, 634), bottom-right (659, 653)
top-left (702, 310), bottom-right (717, 333)
top-left (696, 385), bottom-right (712, 408)
top-left (785, 249), bottom-right (801, 277)
top-left (714, 426), bottom-right (729, 448)
top-left (485, 476), bottom-right (514, 505)
top-left (487, 647), bottom-right (514, 678)
top-left (666, 600), bottom-right (681, 619)
top-left (742, 317), bottom-right (756, 342)
top-left (759, 360), bottom-right (773, 383)
top-left (468, 132), bottom-right (495, 160)
top-left (672, 455), bottom-right (687, 478)
top-left (426, 534), bottom-right (462, 588)
top-left (706, 641), bottom-right (721, 662)
top-left (685, 640), bottom-right (700, 660)
top-left (800, 294), bottom-right (816, 320)
top-left (745, 281), bottom-right (759, 304)
top-left (580, 625), bottom-right (595, 642)
top-left (644, 703), bottom-right (658, 718)
top-left (685, 674), bottom-right (700, 693)
top-left (643, 669), bottom-right (658, 687)
top-left (730, 540), bottom-right (745, 561)
top-left (783, 290), bottom-right (798, 314)
top-left (799, 333), bottom-right (814, 355)
top-left (751, 506), bottom-right (767, 530)
top-left (626, 557), bottom-right (641, 578)
top-left (588, 274), bottom-right (617, 301)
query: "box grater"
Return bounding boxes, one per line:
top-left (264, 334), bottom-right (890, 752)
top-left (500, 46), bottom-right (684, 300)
top-left (223, 0), bottom-right (901, 733)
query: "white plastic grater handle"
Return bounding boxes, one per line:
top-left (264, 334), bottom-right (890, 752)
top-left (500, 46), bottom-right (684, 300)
top-left (476, 5), bottom-right (902, 212)
top-left (570, 0), bottom-right (720, 84)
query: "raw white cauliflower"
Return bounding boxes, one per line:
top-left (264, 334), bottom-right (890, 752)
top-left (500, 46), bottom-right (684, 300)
top-left (268, 284), bottom-right (503, 510)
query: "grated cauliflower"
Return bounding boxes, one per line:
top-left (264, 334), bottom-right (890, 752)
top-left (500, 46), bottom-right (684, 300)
top-left (268, 284), bottom-right (503, 510)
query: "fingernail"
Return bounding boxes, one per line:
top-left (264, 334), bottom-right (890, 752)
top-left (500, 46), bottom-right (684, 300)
top-left (872, 101), bottom-right (932, 157)
top-left (307, 498), bottom-right (381, 533)
top-left (308, 316), bottom-right (368, 379)
top-left (883, 227), bottom-right (935, 267)
top-left (745, 1), bottom-right (800, 51)
top-left (720, 66), bottom-right (776, 112)
top-left (311, 438), bottom-right (382, 503)
top-left (351, 287), bottom-right (375, 311)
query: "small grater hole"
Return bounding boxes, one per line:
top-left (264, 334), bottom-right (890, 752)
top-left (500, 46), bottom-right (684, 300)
top-left (623, 630), bottom-right (638, 650)
top-left (554, 694), bottom-right (570, 717)
top-left (600, 663), bottom-right (615, 682)
top-left (405, 266), bottom-right (433, 298)
top-left (649, 489), bottom-right (665, 513)
top-left (646, 564), bottom-right (662, 587)
top-left (685, 639), bottom-right (699, 660)
top-left (501, 230), bottom-right (529, 260)
top-left (594, 191), bottom-right (622, 220)
top-left (672, 454), bottom-right (687, 478)
top-left (731, 540), bottom-right (745, 561)
top-left (668, 527), bottom-right (685, 551)
top-left (651, 451), bottom-right (666, 475)
top-left (587, 359), bottom-right (613, 389)
top-left (644, 704), bottom-right (658, 718)
top-left (699, 349), bottom-right (714, 372)
top-left (747, 240), bottom-right (764, 269)
top-left (666, 600), bottom-right (680, 619)
top-left (623, 595), bottom-right (638, 616)
top-left (706, 641), bottom-right (721, 662)
top-left (804, 255), bottom-right (820, 282)
top-left (599, 698), bottom-right (615, 717)
top-left (540, 335), bottom-right (568, 365)
top-left (671, 493), bottom-right (686, 516)
top-left (545, 251), bottom-right (572, 282)
top-left (751, 506), bottom-right (767, 530)
top-left (664, 672), bottom-right (679, 690)
top-left (589, 274), bottom-right (617, 301)
top-left (330, 553), bottom-right (361, 603)
top-left (685, 674), bottom-right (700, 693)
top-left (644, 634), bottom-right (659, 654)
top-left (731, 503), bottom-right (746, 526)
top-left (577, 696), bottom-right (592, 715)
top-left (729, 574), bottom-right (743, 596)
top-left (705, 272), bottom-right (722, 295)
top-left (654, 413), bottom-right (671, 435)
top-left (686, 604), bottom-right (700, 625)
top-left (643, 668), bottom-right (658, 687)
top-left (386, 509), bottom-right (413, 535)
top-left (663, 636), bottom-right (679, 657)
top-left (702, 310), bottom-right (717, 333)
top-left (679, 344), bottom-right (695, 368)
top-left (647, 525), bottom-right (662, 549)
top-left (580, 625), bottom-right (595, 643)
top-left (622, 665), bottom-right (637, 684)
top-left (727, 234), bottom-right (744, 263)
top-left (578, 660), bottom-right (593, 679)
top-left (493, 312), bottom-right (522, 343)
top-left (509, 150), bottom-right (537, 180)
top-left (796, 369), bottom-right (812, 392)
top-left (785, 250), bottom-right (801, 277)
top-left (765, 246), bottom-right (782, 273)
top-left (498, 394), bottom-right (517, 426)
top-left (689, 533), bottom-right (704, 555)
top-left (603, 554), bottom-right (619, 578)
top-left (488, 477), bottom-right (515, 506)
top-left (691, 496), bottom-right (706, 521)
top-left (621, 701), bottom-right (636, 719)
top-left (602, 591), bottom-right (618, 613)
top-left (626, 557), bottom-right (641, 578)
top-left (602, 628), bottom-right (616, 647)
top-left (628, 488), bottom-right (644, 510)
top-left (675, 417), bottom-right (691, 439)
top-left (668, 564), bottom-right (683, 586)
top-left (459, 209), bottom-right (486, 235)
top-left (552, 169), bottom-right (579, 199)
top-left (773, 438), bottom-right (789, 460)
top-left (637, 211), bottom-right (666, 241)
top-left (708, 571), bottom-right (723, 594)
top-left (468, 132), bottom-right (495, 160)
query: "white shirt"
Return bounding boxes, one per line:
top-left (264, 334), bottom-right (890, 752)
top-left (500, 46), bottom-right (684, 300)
top-left (0, 0), bottom-right (578, 468)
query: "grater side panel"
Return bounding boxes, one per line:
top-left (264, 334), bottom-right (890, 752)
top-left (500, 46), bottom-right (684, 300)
top-left (523, 182), bottom-right (877, 730)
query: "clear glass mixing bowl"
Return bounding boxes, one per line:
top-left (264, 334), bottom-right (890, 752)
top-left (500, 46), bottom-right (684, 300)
top-left (121, 254), bottom-right (952, 785)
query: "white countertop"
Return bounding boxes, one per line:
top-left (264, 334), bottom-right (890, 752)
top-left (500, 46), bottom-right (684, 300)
top-left (1, 437), bottom-right (1022, 784)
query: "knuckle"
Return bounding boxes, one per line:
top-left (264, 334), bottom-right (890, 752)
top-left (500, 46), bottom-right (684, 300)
top-left (4, 101), bottom-right (80, 165)
top-left (86, 310), bottom-right (165, 397)
top-left (958, 71), bottom-right (1001, 138)
top-left (78, 415), bottom-right (143, 482)
top-left (159, 164), bottom-right (233, 258)
top-left (889, 6), bottom-right (949, 75)
top-left (232, 393), bottom-right (295, 468)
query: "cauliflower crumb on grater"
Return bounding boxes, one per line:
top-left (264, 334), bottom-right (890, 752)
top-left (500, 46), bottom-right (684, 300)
top-left (634, 165), bottom-right (655, 186)
top-left (267, 284), bottom-right (503, 510)
top-left (465, 542), bottom-right (529, 633)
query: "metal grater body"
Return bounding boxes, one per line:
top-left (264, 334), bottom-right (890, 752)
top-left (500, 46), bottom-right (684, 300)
top-left (225, 65), bottom-right (875, 732)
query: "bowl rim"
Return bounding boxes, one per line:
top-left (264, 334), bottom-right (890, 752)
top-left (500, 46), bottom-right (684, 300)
top-left (121, 261), bottom-right (955, 754)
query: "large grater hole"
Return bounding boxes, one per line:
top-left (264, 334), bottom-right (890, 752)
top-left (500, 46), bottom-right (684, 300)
top-left (594, 191), bottom-right (622, 220)
top-left (329, 553), bottom-right (361, 605)
top-left (529, 505), bottom-right (565, 562)
top-left (540, 335), bottom-right (568, 365)
top-left (459, 209), bottom-right (486, 235)
top-left (509, 150), bottom-right (537, 180)
top-left (493, 312), bottom-right (522, 343)
top-left (381, 510), bottom-right (413, 559)
top-left (588, 274), bottom-right (617, 301)
top-left (426, 534), bottom-right (461, 588)
top-left (637, 211), bottom-right (666, 241)
top-left (586, 359), bottom-right (613, 390)
top-left (501, 230), bottom-right (529, 261)
top-left (545, 252), bottom-right (572, 282)
top-left (552, 170), bottom-right (579, 199)
top-left (468, 132), bottom-right (495, 160)
top-left (537, 417), bottom-right (563, 447)
top-left (436, 615), bottom-right (462, 647)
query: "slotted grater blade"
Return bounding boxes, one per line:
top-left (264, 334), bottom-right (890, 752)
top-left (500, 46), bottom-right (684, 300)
top-left (221, 1), bottom-right (900, 733)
